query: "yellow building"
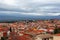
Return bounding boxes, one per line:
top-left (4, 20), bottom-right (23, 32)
top-left (53, 34), bottom-right (60, 40)
top-left (34, 34), bottom-right (53, 40)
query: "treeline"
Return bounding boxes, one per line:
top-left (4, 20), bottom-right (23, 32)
top-left (54, 28), bottom-right (60, 34)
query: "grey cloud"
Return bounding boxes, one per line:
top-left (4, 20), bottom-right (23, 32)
top-left (0, 0), bottom-right (60, 16)
top-left (0, 3), bottom-right (60, 13)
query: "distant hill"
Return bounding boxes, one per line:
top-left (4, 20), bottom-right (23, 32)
top-left (0, 14), bottom-right (60, 22)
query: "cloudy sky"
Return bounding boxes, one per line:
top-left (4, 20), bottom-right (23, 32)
top-left (0, 0), bottom-right (60, 16)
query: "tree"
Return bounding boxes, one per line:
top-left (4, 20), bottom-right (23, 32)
top-left (54, 28), bottom-right (60, 34)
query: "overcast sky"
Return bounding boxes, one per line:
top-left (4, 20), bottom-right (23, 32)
top-left (0, 0), bottom-right (60, 16)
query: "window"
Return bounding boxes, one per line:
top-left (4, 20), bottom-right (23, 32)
top-left (42, 38), bottom-right (49, 40)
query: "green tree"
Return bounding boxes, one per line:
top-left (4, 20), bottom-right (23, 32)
top-left (54, 28), bottom-right (60, 34)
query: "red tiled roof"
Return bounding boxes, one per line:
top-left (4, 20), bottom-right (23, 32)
top-left (55, 34), bottom-right (60, 36)
top-left (0, 27), bottom-right (3, 31)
